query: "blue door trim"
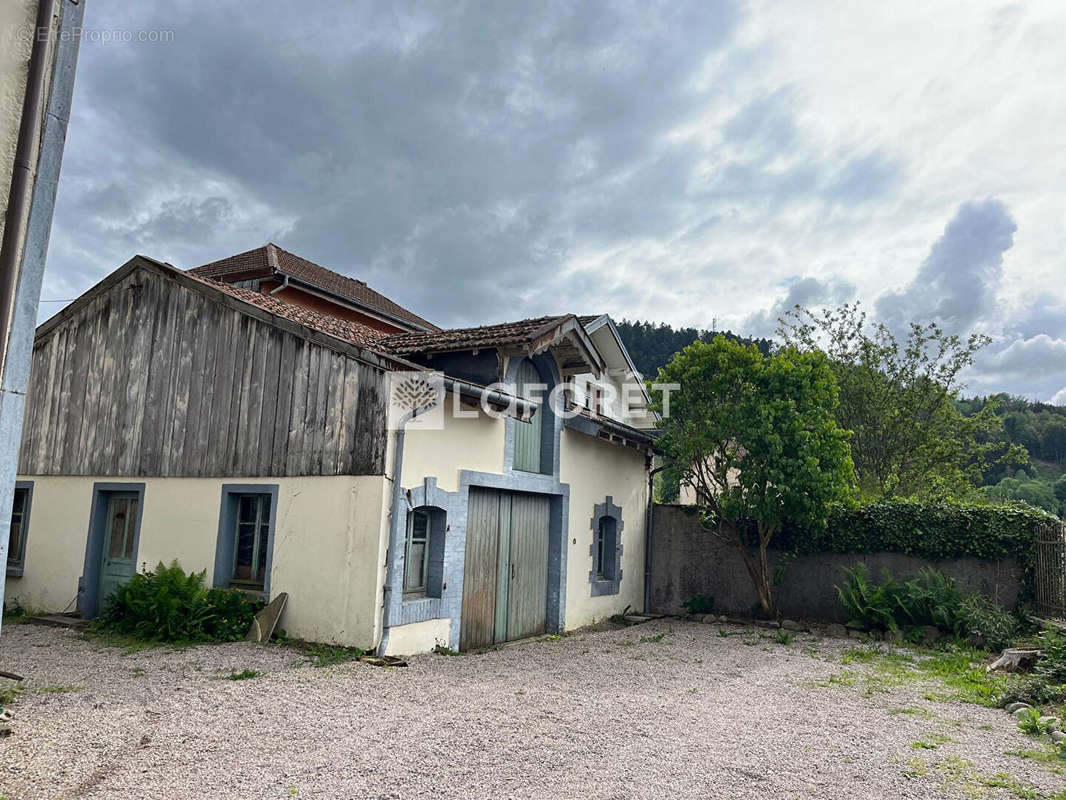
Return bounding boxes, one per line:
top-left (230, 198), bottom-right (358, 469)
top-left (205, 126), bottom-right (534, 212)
top-left (78, 482), bottom-right (146, 619)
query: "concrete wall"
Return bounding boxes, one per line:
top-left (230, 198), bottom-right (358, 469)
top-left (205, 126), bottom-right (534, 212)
top-left (400, 392), bottom-right (506, 493)
top-left (649, 504), bottom-right (1024, 621)
top-left (0, 0), bottom-right (41, 250)
top-left (560, 429), bottom-right (648, 628)
top-left (7, 474), bottom-right (391, 648)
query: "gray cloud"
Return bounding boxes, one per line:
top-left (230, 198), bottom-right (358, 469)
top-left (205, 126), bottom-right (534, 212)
top-left (744, 275), bottom-right (856, 338)
top-left (875, 198), bottom-right (1017, 335)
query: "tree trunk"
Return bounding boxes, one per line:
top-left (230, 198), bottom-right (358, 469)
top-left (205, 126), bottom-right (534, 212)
top-left (730, 522), bottom-right (777, 619)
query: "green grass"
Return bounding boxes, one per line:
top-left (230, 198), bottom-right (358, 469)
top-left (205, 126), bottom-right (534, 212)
top-left (773, 631), bottom-right (794, 645)
top-left (888, 707), bottom-right (935, 718)
top-left (224, 669), bottom-right (261, 681)
top-left (0, 686), bottom-right (21, 707)
top-left (432, 645), bottom-right (461, 656)
top-left (639, 633), bottom-right (667, 644)
top-left (910, 740), bottom-right (940, 750)
top-left (299, 643), bottom-right (366, 668)
top-left (1, 605), bottom-right (36, 626)
top-left (35, 684), bottom-right (83, 694)
top-left (82, 630), bottom-right (169, 655)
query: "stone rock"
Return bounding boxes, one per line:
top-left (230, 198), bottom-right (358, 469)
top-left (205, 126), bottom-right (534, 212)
top-left (1051, 730), bottom-right (1066, 744)
top-left (718, 615), bottom-right (729, 623)
top-left (921, 625), bottom-right (942, 642)
top-left (752, 619), bottom-right (780, 629)
top-left (1039, 716), bottom-right (1060, 728)
top-left (826, 623), bottom-right (848, 639)
top-left (700, 614), bottom-right (717, 624)
top-left (885, 630), bottom-right (904, 644)
top-left (1005, 702), bottom-right (1031, 714)
top-left (781, 620), bottom-right (805, 632)
top-left (1013, 707), bottom-right (1035, 720)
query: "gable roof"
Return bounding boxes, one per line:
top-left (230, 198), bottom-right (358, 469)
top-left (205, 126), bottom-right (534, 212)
top-left (36, 255), bottom-right (419, 372)
top-left (383, 314), bottom-right (606, 376)
top-left (189, 243), bottom-right (439, 332)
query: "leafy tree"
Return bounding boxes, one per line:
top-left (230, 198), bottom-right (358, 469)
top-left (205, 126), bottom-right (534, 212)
top-left (982, 476), bottom-right (1061, 516)
top-left (651, 336), bottom-right (853, 617)
top-left (778, 303), bottom-right (1026, 500)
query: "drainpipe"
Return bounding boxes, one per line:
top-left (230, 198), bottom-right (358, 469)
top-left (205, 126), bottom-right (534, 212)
top-left (0, 0), bottom-right (57, 373)
top-left (376, 378), bottom-right (537, 655)
top-left (0, 0), bottom-right (83, 634)
top-left (375, 404), bottom-right (421, 656)
top-left (267, 275), bottom-right (290, 295)
top-left (644, 463), bottom-right (668, 614)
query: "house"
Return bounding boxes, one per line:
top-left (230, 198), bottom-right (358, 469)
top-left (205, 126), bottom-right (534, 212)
top-left (6, 246), bottom-right (656, 653)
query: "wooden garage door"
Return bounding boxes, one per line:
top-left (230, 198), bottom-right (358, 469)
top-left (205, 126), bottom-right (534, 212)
top-left (460, 488), bottom-right (550, 651)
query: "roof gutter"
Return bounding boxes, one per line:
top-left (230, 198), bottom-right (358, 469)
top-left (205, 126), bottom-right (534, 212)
top-left (0, 0), bottom-right (56, 375)
top-left (443, 375), bottom-right (538, 421)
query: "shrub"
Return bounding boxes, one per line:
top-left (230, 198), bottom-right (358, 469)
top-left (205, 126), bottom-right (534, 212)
top-left (1036, 625), bottom-right (1066, 684)
top-left (96, 560), bottom-right (259, 644)
top-left (998, 674), bottom-right (1066, 708)
top-left (681, 595), bottom-right (715, 615)
top-left (836, 565), bottom-right (1018, 647)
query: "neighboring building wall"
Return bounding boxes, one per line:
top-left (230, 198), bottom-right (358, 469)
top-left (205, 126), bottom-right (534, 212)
top-left (649, 504), bottom-right (1024, 621)
top-left (19, 264), bottom-right (389, 477)
top-left (7, 474), bottom-right (391, 647)
top-left (559, 429), bottom-right (648, 628)
top-left (0, 0), bottom-right (40, 251)
top-left (262, 281), bottom-right (408, 335)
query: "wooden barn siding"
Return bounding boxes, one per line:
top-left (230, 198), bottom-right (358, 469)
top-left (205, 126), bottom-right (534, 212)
top-left (18, 271), bottom-right (388, 477)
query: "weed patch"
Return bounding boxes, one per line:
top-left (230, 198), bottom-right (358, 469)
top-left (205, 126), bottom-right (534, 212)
top-left (224, 669), bottom-right (261, 681)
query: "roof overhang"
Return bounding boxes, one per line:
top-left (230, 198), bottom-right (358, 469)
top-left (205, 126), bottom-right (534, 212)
top-left (500, 314), bottom-right (605, 378)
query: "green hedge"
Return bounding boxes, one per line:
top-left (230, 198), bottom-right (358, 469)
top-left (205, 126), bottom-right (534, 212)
top-left (770, 501), bottom-right (1060, 596)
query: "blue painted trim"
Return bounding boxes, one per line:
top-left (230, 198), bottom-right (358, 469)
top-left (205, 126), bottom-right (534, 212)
top-left (589, 495), bottom-right (624, 596)
top-left (5, 480), bottom-right (33, 578)
top-left (382, 470), bottom-right (571, 652)
top-left (78, 482), bottom-right (146, 619)
top-left (213, 483), bottom-right (279, 601)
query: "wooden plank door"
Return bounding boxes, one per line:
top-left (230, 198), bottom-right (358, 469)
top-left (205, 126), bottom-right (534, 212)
top-left (99, 493), bottom-right (139, 608)
top-left (460, 487), bottom-right (501, 651)
top-left (506, 492), bottom-right (550, 640)
top-left (512, 360), bottom-right (542, 473)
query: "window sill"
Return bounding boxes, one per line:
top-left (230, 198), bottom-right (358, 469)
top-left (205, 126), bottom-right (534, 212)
top-left (6, 565), bottom-right (24, 578)
top-left (589, 574), bottom-right (622, 597)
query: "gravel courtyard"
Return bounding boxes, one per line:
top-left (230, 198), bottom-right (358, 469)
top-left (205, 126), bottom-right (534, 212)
top-left (0, 619), bottom-right (1062, 799)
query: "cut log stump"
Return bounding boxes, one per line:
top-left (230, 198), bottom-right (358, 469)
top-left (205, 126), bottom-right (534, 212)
top-left (986, 648), bottom-right (1041, 673)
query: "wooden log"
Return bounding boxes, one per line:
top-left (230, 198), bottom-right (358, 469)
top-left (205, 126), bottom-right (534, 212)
top-left (986, 648), bottom-right (1042, 673)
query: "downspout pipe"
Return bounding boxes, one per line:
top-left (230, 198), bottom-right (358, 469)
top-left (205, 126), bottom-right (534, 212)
top-left (376, 378), bottom-right (537, 655)
top-left (0, 0), bottom-right (57, 373)
top-left (375, 403), bottom-right (422, 656)
top-left (644, 463), bottom-right (668, 614)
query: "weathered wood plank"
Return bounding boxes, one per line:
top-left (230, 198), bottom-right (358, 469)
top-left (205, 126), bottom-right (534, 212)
top-left (269, 333), bottom-right (296, 475)
top-left (18, 265), bottom-right (389, 478)
top-left (285, 340), bottom-right (310, 475)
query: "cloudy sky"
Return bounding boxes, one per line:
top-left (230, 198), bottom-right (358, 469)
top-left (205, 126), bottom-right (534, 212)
top-left (41, 1), bottom-right (1066, 401)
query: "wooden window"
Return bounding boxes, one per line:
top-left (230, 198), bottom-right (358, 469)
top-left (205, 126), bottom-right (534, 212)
top-left (595, 515), bottom-right (617, 581)
top-left (404, 508), bottom-right (430, 595)
top-left (232, 493), bottom-right (271, 588)
top-left (7, 485), bottom-right (30, 571)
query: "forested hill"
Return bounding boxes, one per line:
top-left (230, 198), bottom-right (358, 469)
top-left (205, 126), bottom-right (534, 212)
top-left (615, 319), bottom-right (772, 379)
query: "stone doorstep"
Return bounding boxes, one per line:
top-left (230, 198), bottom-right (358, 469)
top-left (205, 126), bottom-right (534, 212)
top-left (26, 614), bottom-right (89, 630)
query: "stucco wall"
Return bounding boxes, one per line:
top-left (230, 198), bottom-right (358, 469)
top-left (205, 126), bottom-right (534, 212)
top-left (8, 474), bottom-right (391, 648)
top-left (400, 392), bottom-right (506, 492)
top-left (649, 504), bottom-right (1025, 621)
top-left (560, 430), bottom-right (648, 628)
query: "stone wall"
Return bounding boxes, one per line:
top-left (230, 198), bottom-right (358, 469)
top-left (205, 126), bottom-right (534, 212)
top-left (649, 504), bottom-right (1024, 621)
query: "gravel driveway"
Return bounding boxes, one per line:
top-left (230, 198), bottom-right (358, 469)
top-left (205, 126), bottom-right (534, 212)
top-left (0, 619), bottom-right (1062, 799)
